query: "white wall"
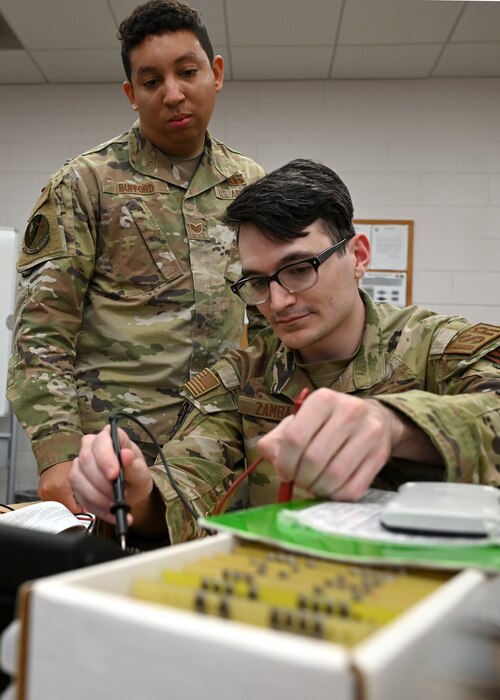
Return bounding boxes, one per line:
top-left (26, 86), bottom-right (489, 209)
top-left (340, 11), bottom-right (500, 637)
top-left (1, 77), bottom-right (499, 494)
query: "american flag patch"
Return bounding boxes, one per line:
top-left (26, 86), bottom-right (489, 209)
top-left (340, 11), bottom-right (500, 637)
top-left (185, 368), bottom-right (221, 397)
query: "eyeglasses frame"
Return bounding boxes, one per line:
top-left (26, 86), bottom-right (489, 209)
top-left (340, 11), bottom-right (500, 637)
top-left (231, 236), bottom-right (350, 305)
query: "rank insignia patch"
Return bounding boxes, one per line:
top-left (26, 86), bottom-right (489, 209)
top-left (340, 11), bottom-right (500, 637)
top-left (185, 368), bottom-right (221, 397)
top-left (189, 221), bottom-right (204, 235)
top-left (23, 214), bottom-right (50, 254)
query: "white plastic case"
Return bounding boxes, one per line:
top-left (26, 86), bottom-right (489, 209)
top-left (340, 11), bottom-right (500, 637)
top-left (380, 482), bottom-right (500, 536)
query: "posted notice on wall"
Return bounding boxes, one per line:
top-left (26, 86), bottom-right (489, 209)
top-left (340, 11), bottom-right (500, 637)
top-left (370, 224), bottom-right (408, 270)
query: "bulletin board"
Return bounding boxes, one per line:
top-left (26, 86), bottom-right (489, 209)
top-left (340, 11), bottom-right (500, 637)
top-left (353, 220), bottom-right (413, 308)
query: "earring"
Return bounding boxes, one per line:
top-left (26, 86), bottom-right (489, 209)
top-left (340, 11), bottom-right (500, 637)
top-left (132, 104), bottom-right (138, 111)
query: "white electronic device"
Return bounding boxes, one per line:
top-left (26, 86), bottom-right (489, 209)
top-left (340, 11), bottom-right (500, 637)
top-left (380, 482), bottom-right (500, 537)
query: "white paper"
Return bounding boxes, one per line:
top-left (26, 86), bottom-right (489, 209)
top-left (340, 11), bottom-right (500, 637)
top-left (0, 501), bottom-right (89, 534)
top-left (370, 225), bottom-right (408, 270)
top-left (278, 490), bottom-right (497, 548)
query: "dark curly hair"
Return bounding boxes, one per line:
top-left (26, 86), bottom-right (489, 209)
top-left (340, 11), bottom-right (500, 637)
top-left (118, 0), bottom-right (214, 81)
top-left (224, 159), bottom-right (356, 248)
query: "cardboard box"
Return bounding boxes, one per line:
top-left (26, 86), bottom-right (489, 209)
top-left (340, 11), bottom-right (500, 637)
top-left (13, 533), bottom-right (498, 700)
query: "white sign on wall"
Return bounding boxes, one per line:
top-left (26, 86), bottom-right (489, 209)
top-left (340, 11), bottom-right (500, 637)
top-left (359, 272), bottom-right (407, 308)
top-left (0, 227), bottom-right (19, 417)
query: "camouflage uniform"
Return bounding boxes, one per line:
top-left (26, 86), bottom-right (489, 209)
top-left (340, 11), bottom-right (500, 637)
top-left (7, 121), bottom-right (265, 474)
top-left (149, 291), bottom-right (500, 544)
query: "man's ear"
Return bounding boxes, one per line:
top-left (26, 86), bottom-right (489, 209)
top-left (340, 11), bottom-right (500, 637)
top-left (123, 81), bottom-right (137, 110)
top-left (352, 233), bottom-right (371, 279)
top-left (212, 55), bottom-right (224, 93)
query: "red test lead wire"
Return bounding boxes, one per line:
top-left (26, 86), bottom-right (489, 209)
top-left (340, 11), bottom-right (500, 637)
top-left (214, 457), bottom-right (263, 515)
top-left (214, 387), bottom-right (311, 514)
top-left (277, 387), bottom-right (310, 503)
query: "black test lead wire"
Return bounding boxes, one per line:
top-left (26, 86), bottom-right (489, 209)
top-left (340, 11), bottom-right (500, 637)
top-left (107, 411), bottom-right (200, 547)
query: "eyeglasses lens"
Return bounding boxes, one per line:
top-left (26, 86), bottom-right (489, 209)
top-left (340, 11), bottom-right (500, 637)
top-left (242, 262), bottom-right (317, 304)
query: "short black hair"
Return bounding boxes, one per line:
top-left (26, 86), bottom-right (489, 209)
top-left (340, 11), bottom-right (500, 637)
top-left (224, 159), bottom-right (356, 247)
top-left (118, 0), bottom-right (214, 82)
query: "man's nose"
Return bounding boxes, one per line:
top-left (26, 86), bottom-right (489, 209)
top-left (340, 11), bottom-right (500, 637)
top-left (162, 79), bottom-right (184, 105)
top-left (268, 280), bottom-right (296, 311)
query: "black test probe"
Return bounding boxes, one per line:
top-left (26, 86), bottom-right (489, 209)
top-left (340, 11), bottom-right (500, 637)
top-left (109, 418), bottom-right (131, 551)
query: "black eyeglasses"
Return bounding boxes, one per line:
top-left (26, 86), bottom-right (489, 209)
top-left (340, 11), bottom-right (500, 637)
top-left (231, 237), bottom-right (349, 306)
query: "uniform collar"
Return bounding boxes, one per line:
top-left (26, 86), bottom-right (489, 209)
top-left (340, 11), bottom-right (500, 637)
top-left (128, 121), bottom-right (244, 193)
top-left (352, 289), bottom-right (387, 389)
top-left (128, 121), bottom-right (156, 175)
top-left (266, 343), bottom-right (316, 400)
top-left (266, 290), bottom-right (387, 397)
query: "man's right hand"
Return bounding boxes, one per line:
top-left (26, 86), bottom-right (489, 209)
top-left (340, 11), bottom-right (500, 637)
top-left (38, 460), bottom-right (85, 513)
top-left (69, 426), bottom-right (157, 532)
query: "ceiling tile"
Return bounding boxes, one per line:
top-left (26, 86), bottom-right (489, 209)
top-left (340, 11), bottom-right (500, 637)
top-left (451, 3), bottom-right (500, 43)
top-left (232, 46), bottom-right (333, 80)
top-left (226, 0), bottom-right (343, 46)
top-left (332, 44), bottom-right (442, 79)
top-left (0, 10), bottom-right (21, 48)
top-left (0, 0), bottom-right (500, 83)
top-left (0, 49), bottom-right (45, 83)
top-left (0, 0), bottom-right (117, 49)
top-left (30, 49), bottom-right (124, 83)
top-left (434, 42), bottom-right (500, 78)
top-left (109, 0), bottom-right (228, 45)
top-left (107, 0), bottom-right (144, 23)
top-left (339, 0), bottom-right (462, 45)
top-left (188, 0), bottom-right (227, 46)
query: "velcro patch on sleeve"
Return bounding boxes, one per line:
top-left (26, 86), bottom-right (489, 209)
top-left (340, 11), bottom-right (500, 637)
top-left (444, 323), bottom-right (500, 355)
top-left (184, 368), bottom-right (221, 397)
top-left (17, 184), bottom-right (68, 272)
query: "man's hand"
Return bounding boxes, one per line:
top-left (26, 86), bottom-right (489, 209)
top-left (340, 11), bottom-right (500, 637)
top-left (69, 426), bottom-right (157, 532)
top-left (258, 388), bottom-right (441, 501)
top-left (38, 461), bottom-right (85, 513)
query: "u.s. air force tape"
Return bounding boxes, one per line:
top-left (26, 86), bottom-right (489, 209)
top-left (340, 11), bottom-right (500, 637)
top-left (185, 368), bottom-right (221, 397)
